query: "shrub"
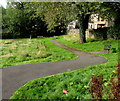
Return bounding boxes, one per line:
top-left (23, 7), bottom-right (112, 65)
top-left (93, 28), bottom-right (109, 40)
top-left (90, 64), bottom-right (120, 100)
top-left (111, 48), bottom-right (117, 53)
top-left (107, 26), bottom-right (120, 40)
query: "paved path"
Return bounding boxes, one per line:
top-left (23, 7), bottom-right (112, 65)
top-left (2, 39), bottom-right (107, 99)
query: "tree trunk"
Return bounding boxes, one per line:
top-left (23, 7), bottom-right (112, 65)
top-left (79, 18), bottom-right (86, 43)
top-left (78, 14), bottom-right (90, 43)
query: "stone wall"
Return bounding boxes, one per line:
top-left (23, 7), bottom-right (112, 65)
top-left (67, 29), bottom-right (95, 39)
top-left (67, 29), bottom-right (80, 37)
top-left (86, 29), bottom-right (95, 39)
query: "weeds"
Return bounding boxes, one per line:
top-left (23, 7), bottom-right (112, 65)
top-left (108, 64), bottom-right (120, 100)
top-left (1, 39), bottom-right (77, 68)
top-left (90, 64), bottom-right (120, 100)
top-left (90, 75), bottom-right (103, 100)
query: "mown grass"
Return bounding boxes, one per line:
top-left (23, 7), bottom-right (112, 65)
top-left (10, 35), bottom-right (118, 99)
top-left (54, 35), bottom-right (118, 52)
top-left (1, 39), bottom-right (77, 68)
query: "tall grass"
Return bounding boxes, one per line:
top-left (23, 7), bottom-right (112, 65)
top-left (1, 39), bottom-right (77, 68)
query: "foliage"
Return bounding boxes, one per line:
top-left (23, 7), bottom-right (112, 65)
top-left (10, 39), bottom-right (118, 99)
top-left (37, 2), bottom-right (118, 43)
top-left (2, 2), bottom-right (48, 39)
top-left (90, 65), bottom-right (120, 100)
top-left (102, 2), bottom-right (120, 23)
top-left (102, 2), bottom-right (120, 40)
top-left (90, 75), bottom-right (103, 99)
top-left (35, 2), bottom-right (103, 43)
top-left (33, 2), bottom-right (76, 35)
top-left (2, 2), bottom-right (120, 40)
top-left (107, 26), bottom-right (120, 40)
top-left (2, 6), bottom-right (23, 38)
top-left (1, 39), bottom-right (77, 68)
top-left (93, 27), bottom-right (109, 40)
top-left (109, 66), bottom-right (120, 100)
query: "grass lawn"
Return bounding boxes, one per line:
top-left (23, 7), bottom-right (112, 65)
top-left (10, 35), bottom-right (119, 99)
top-left (54, 35), bottom-right (118, 52)
top-left (1, 39), bottom-right (77, 68)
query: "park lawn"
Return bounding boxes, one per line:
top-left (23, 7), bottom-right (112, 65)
top-left (1, 39), bottom-right (77, 68)
top-left (54, 35), bottom-right (118, 52)
top-left (10, 36), bottom-right (118, 99)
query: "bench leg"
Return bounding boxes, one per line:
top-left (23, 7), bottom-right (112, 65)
top-left (108, 50), bottom-right (109, 54)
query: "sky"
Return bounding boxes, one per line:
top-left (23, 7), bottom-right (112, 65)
top-left (0, 0), bottom-right (7, 8)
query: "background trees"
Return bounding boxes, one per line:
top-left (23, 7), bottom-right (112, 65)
top-left (2, 2), bottom-right (120, 40)
top-left (34, 2), bottom-right (117, 43)
top-left (2, 2), bottom-right (27, 38)
top-left (33, 2), bottom-right (102, 43)
top-left (2, 2), bottom-right (48, 39)
top-left (103, 2), bottom-right (120, 39)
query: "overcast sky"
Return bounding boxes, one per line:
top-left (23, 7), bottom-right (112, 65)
top-left (0, 0), bottom-right (7, 8)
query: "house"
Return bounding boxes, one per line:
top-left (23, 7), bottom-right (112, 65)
top-left (86, 14), bottom-right (114, 39)
top-left (67, 14), bottom-right (114, 39)
top-left (88, 14), bottom-right (114, 29)
top-left (67, 20), bottom-right (79, 30)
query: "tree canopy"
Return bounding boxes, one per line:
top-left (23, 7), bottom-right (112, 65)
top-left (2, 2), bottom-right (120, 40)
top-left (2, 2), bottom-right (48, 38)
top-left (34, 2), bottom-right (110, 43)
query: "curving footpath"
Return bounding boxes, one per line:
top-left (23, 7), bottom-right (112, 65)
top-left (2, 39), bottom-right (107, 99)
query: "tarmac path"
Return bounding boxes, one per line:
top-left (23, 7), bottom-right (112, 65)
top-left (2, 39), bottom-right (107, 99)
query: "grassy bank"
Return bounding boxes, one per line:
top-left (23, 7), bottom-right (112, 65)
top-left (10, 35), bottom-right (118, 99)
top-left (1, 39), bottom-right (77, 68)
top-left (54, 35), bottom-right (118, 52)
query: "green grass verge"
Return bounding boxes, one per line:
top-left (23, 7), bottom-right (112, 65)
top-left (1, 39), bottom-right (77, 68)
top-left (54, 35), bottom-right (118, 52)
top-left (10, 35), bottom-right (118, 99)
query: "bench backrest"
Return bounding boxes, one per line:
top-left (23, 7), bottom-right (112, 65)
top-left (104, 45), bottom-right (111, 50)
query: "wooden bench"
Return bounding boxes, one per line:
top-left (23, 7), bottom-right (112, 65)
top-left (37, 36), bottom-right (43, 38)
top-left (104, 44), bottom-right (111, 54)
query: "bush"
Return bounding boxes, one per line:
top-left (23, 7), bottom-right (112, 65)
top-left (107, 26), bottom-right (120, 40)
top-left (93, 28), bottom-right (109, 40)
top-left (111, 48), bottom-right (117, 53)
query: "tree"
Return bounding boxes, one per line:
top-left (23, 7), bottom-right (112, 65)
top-left (2, 2), bottom-right (28, 38)
top-left (2, 2), bottom-right (48, 39)
top-left (101, 2), bottom-right (120, 39)
top-left (73, 2), bottom-right (102, 43)
top-left (33, 2), bottom-right (75, 36)
top-left (36, 2), bottom-right (120, 43)
top-left (35, 2), bottom-right (107, 43)
top-left (3, 2), bottom-right (118, 40)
